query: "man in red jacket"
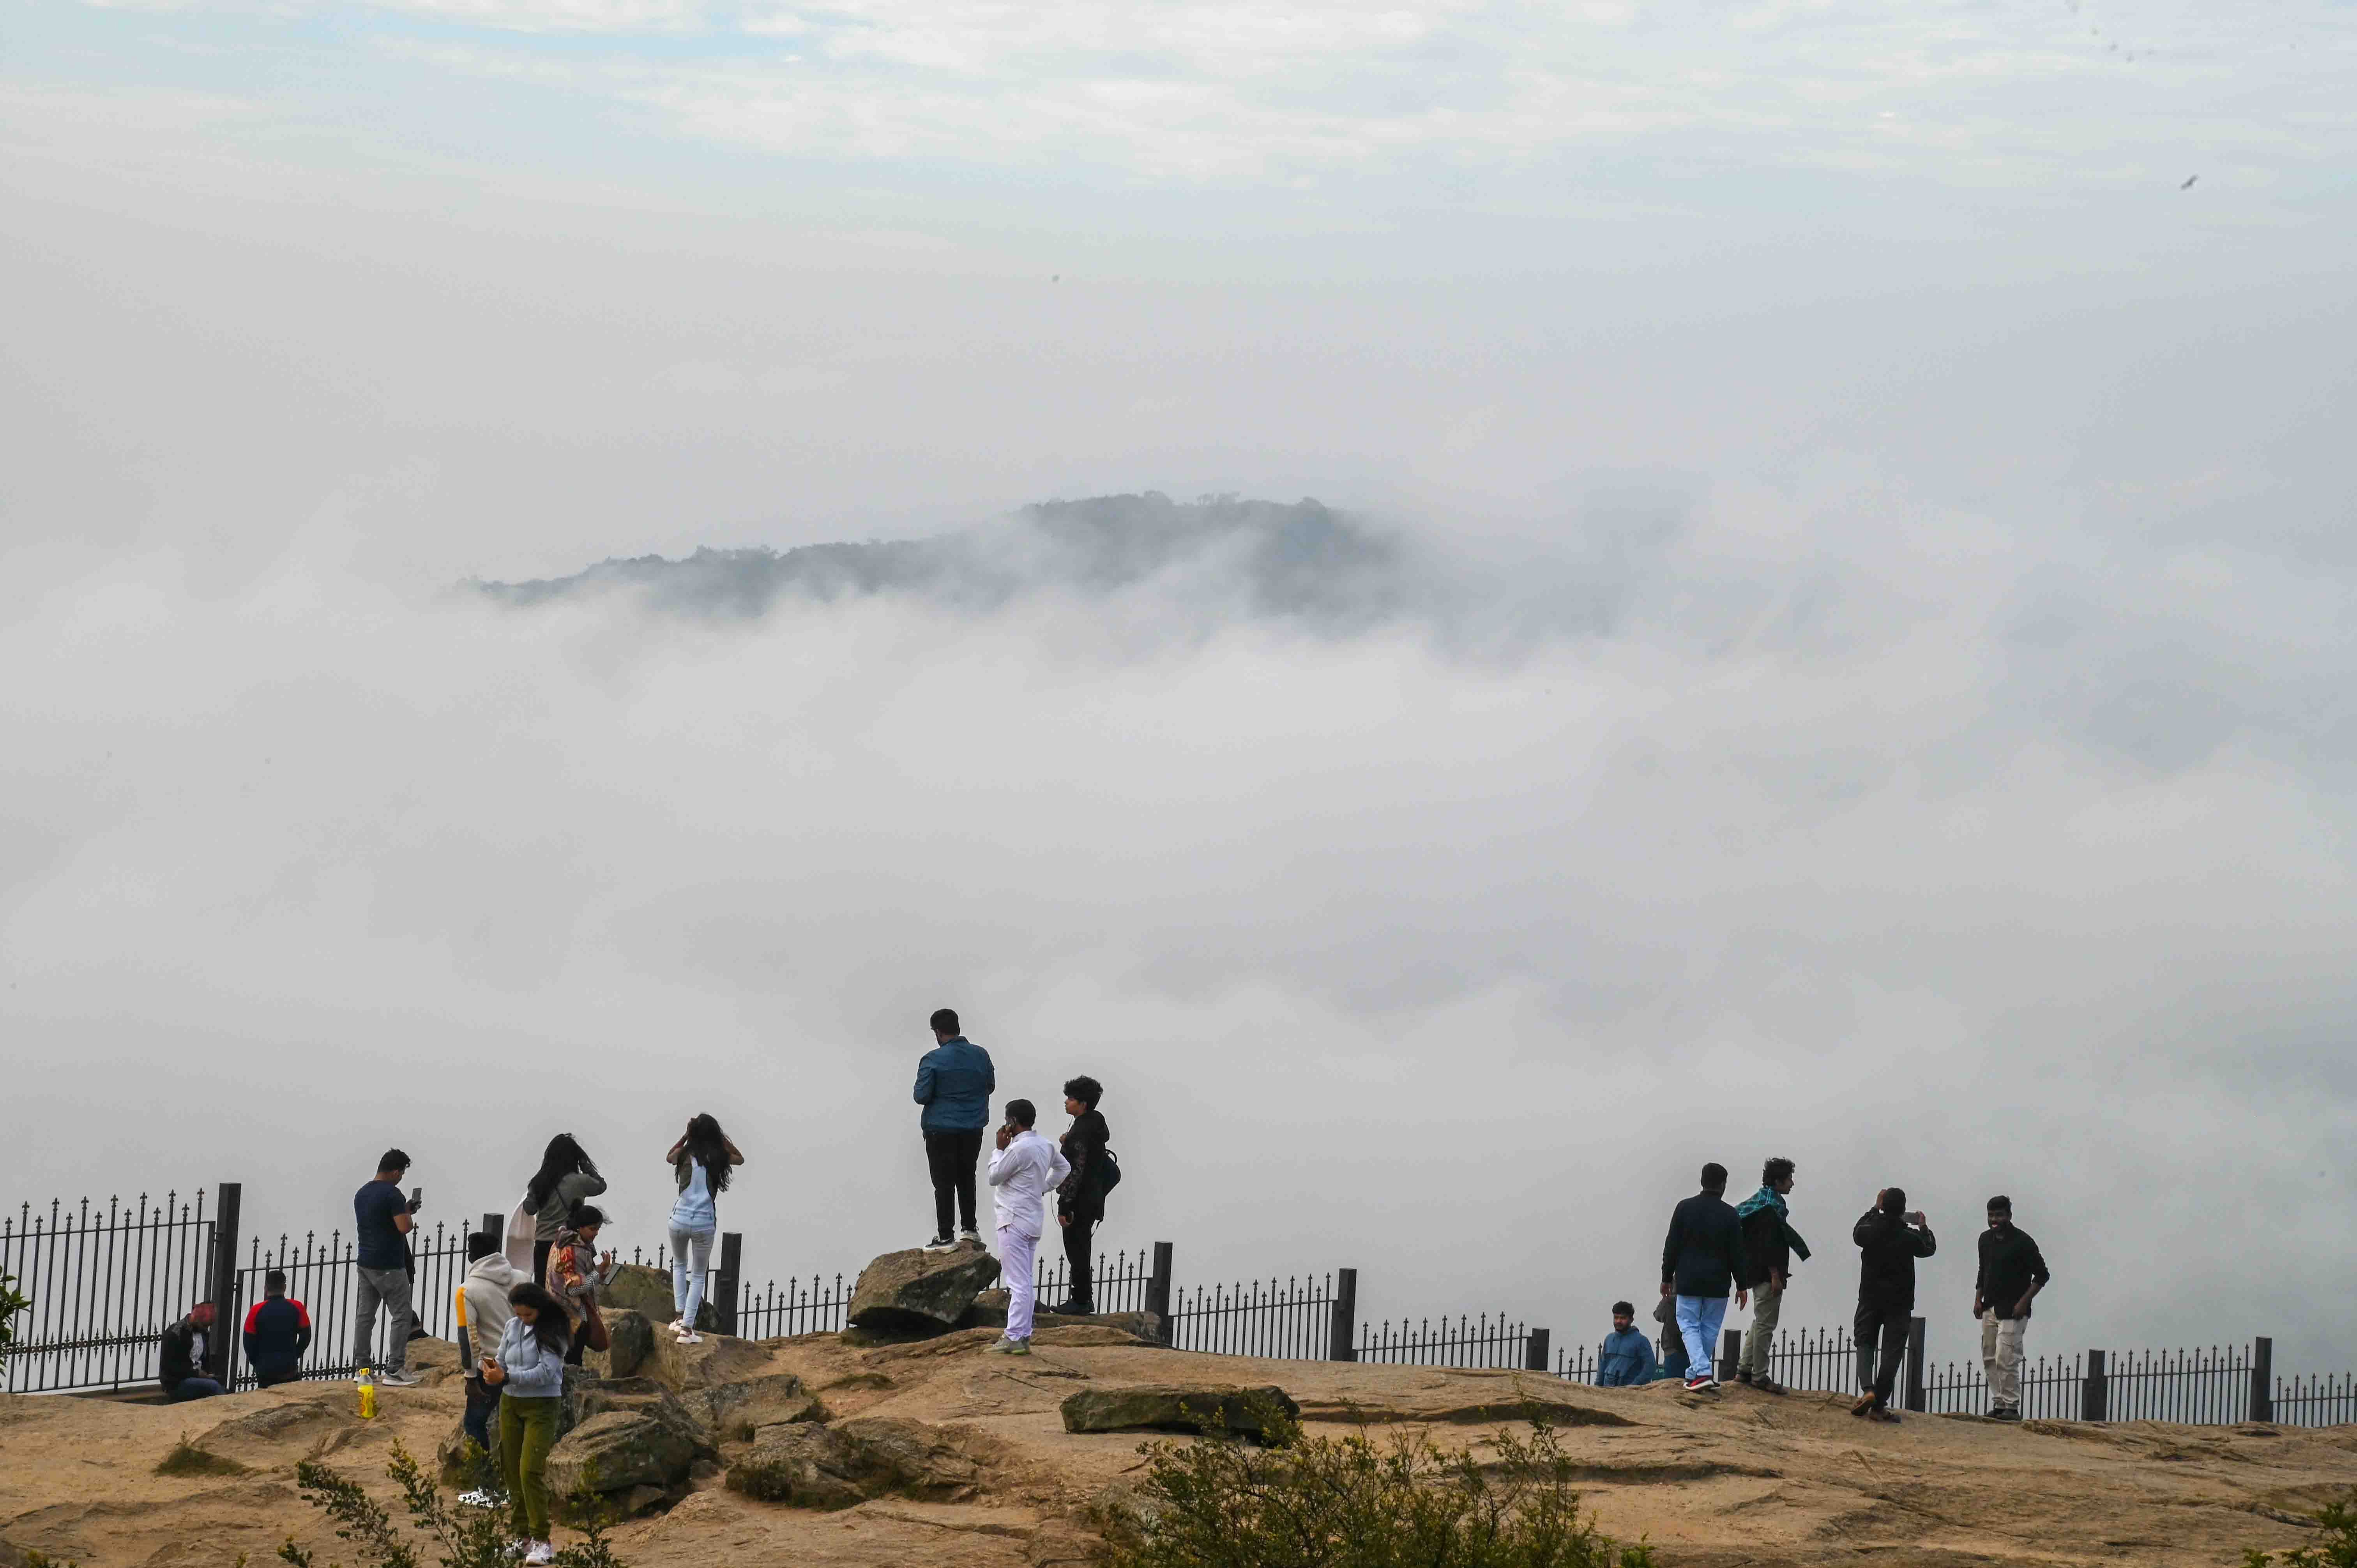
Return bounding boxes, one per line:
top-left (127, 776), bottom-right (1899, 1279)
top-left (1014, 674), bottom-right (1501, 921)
top-left (243, 1269), bottom-right (314, 1387)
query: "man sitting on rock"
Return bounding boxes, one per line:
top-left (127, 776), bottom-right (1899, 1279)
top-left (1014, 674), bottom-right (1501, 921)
top-left (1596, 1300), bottom-right (1657, 1386)
top-left (158, 1302), bottom-right (224, 1402)
top-left (986, 1098), bottom-right (1071, 1356)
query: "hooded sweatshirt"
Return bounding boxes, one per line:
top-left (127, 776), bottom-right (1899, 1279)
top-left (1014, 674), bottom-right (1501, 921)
top-left (462, 1253), bottom-right (529, 1371)
top-left (1597, 1326), bottom-right (1658, 1387)
top-left (493, 1314), bottom-right (568, 1398)
top-left (531, 1170), bottom-right (608, 1243)
top-left (1057, 1109), bottom-right (1111, 1222)
top-left (1735, 1186), bottom-right (1812, 1290)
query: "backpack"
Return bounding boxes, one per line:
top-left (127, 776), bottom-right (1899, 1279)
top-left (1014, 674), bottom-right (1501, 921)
top-left (1094, 1147), bottom-right (1122, 1199)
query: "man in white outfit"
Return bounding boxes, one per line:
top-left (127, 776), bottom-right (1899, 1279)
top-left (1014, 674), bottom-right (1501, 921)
top-left (986, 1098), bottom-right (1071, 1355)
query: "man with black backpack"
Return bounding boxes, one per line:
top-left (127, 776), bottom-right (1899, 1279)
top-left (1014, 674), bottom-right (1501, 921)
top-left (1046, 1075), bottom-right (1118, 1315)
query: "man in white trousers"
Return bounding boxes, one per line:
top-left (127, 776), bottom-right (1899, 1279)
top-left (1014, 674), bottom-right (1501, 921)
top-left (986, 1098), bottom-right (1071, 1356)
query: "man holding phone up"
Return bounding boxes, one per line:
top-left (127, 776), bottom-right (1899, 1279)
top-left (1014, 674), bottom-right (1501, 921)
top-left (986, 1100), bottom-right (1070, 1356)
top-left (353, 1149), bottom-right (421, 1386)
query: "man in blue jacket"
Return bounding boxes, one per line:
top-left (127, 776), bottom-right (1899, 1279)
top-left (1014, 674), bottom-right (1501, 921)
top-left (1596, 1301), bottom-right (1657, 1386)
top-left (914, 1008), bottom-right (996, 1251)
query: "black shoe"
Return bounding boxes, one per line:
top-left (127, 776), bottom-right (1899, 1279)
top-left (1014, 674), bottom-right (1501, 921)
top-left (922, 1234), bottom-right (955, 1253)
top-left (1043, 1300), bottom-right (1095, 1316)
top-left (1734, 1367), bottom-right (1754, 1385)
top-left (1988, 1407), bottom-right (2022, 1422)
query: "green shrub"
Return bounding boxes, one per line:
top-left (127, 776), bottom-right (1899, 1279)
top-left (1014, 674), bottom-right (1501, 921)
top-left (1100, 1400), bottom-right (1654, 1568)
top-left (0, 1270), bottom-right (30, 1363)
top-left (155, 1432), bottom-right (251, 1477)
top-left (2246, 1493), bottom-right (2357, 1568)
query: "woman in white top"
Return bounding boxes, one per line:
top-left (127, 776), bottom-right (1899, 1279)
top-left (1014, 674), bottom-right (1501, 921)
top-left (664, 1114), bottom-right (744, 1344)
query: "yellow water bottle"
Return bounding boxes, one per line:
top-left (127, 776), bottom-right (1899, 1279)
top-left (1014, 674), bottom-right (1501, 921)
top-left (357, 1364), bottom-right (377, 1420)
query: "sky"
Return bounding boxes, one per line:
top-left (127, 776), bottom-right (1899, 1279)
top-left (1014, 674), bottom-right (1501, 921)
top-left (3, 0), bottom-right (2355, 1380)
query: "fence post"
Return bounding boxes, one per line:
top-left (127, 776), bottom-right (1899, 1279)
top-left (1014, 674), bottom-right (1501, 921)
top-left (1525, 1327), bottom-right (1551, 1373)
top-left (1146, 1242), bottom-right (1173, 1345)
top-left (1905, 1317), bottom-right (1926, 1413)
top-left (715, 1233), bottom-right (742, 1337)
top-left (2251, 1338), bottom-right (2274, 1424)
top-left (1720, 1328), bottom-right (1742, 1382)
top-left (2083, 1348), bottom-right (2108, 1422)
top-left (207, 1183), bottom-right (242, 1382)
top-left (483, 1212), bottom-right (504, 1248)
top-left (1329, 1268), bottom-right (1359, 1362)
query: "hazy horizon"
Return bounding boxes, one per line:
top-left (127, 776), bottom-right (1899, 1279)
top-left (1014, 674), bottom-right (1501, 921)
top-left (5, 0), bottom-right (2355, 1377)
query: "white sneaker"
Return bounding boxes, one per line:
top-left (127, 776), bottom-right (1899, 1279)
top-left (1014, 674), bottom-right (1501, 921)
top-left (524, 1540), bottom-right (555, 1564)
top-left (667, 1317), bottom-right (686, 1333)
top-left (957, 1227), bottom-right (980, 1246)
top-left (677, 1329), bottom-right (703, 1344)
top-left (376, 1368), bottom-right (419, 1387)
top-left (457, 1489), bottom-right (496, 1508)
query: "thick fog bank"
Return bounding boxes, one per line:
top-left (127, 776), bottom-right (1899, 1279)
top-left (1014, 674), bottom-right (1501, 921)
top-left (5, 491), bottom-right (2353, 1371)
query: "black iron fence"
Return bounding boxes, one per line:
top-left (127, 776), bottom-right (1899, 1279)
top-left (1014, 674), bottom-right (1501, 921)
top-left (1360, 1313), bottom-right (1546, 1370)
top-left (2, 1192), bottom-right (219, 1394)
top-left (7, 1180), bottom-right (2355, 1433)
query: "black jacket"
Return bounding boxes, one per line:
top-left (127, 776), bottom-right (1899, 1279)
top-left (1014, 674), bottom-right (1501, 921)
top-left (1661, 1192), bottom-right (1744, 1299)
top-left (158, 1316), bottom-right (210, 1391)
top-left (1976, 1226), bottom-right (2051, 1319)
top-left (1737, 1203), bottom-right (1808, 1291)
top-left (1058, 1110), bottom-right (1111, 1222)
top-left (1852, 1208), bottom-right (1937, 1308)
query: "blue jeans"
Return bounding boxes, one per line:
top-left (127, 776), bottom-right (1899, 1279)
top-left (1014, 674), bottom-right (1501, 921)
top-left (167, 1377), bottom-right (224, 1402)
top-left (1675, 1295), bottom-right (1727, 1380)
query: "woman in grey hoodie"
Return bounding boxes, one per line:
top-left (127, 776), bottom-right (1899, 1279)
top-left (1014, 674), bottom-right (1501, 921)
top-left (525, 1133), bottom-right (606, 1285)
top-left (481, 1281), bottom-right (569, 1564)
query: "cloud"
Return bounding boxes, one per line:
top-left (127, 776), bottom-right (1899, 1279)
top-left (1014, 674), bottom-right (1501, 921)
top-left (6, 488), bottom-right (2353, 1373)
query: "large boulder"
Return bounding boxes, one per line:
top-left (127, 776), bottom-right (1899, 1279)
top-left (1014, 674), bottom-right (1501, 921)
top-left (588, 1308), bottom-right (658, 1380)
top-left (701, 1371), bottom-right (825, 1442)
top-left (1061, 1384), bottom-right (1300, 1442)
top-left (846, 1245), bottom-right (1002, 1335)
top-left (402, 1334), bottom-right (464, 1386)
top-left (832, 1416), bottom-right (984, 1500)
top-left (600, 1263), bottom-right (719, 1333)
top-left (572, 1376), bottom-right (720, 1464)
top-left (724, 1424), bottom-right (870, 1510)
top-left (544, 1411), bottom-right (700, 1509)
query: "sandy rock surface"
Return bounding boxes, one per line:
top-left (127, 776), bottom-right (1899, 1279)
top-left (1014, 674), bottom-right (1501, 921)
top-left (4, 1330), bottom-right (2354, 1568)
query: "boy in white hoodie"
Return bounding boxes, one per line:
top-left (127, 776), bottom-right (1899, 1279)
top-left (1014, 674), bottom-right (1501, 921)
top-left (986, 1098), bottom-right (1071, 1354)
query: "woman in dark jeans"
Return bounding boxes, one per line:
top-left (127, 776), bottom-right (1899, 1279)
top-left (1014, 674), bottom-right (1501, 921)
top-left (1047, 1075), bottom-right (1110, 1315)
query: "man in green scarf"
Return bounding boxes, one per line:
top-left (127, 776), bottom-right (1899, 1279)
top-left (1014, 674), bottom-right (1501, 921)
top-left (1735, 1157), bottom-right (1809, 1392)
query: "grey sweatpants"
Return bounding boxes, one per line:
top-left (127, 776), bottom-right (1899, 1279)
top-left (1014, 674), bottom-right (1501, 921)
top-left (354, 1264), bottom-right (415, 1374)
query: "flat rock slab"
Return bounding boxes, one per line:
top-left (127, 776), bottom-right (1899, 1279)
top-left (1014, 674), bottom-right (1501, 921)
top-left (643, 1329), bottom-right (774, 1391)
top-left (1061, 1383), bottom-right (1300, 1439)
top-left (546, 1411), bottom-right (699, 1509)
top-left (848, 1246), bottom-right (1003, 1335)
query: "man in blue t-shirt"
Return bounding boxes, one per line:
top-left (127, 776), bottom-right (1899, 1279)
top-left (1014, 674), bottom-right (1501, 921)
top-left (353, 1149), bottom-right (419, 1385)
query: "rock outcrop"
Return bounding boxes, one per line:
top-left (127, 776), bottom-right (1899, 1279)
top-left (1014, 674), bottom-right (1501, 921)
top-left (1061, 1383), bottom-right (1300, 1440)
top-left (724, 1424), bottom-right (870, 1510)
top-left (846, 1245), bottom-right (1002, 1335)
top-left (601, 1263), bottom-right (719, 1333)
top-left (642, 1328), bottom-right (772, 1391)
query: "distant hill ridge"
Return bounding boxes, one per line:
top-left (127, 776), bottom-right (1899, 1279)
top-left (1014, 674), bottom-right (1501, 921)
top-left (474, 492), bottom-right (1406, 628)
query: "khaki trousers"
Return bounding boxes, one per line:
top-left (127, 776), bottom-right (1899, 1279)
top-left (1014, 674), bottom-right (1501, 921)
top-left (1740, 1282), bottom-right (1783, 1377)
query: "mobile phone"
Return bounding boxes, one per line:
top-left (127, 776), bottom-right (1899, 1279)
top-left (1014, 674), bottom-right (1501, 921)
top-left (410, 1186), bottom-right (424, 1213)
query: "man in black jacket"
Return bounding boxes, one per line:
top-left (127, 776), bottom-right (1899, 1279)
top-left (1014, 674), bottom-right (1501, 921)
top-left (1851, 1188), bottom-right (1936, 1421)
top-left (1046, 1075), bottom-right (1111, 1315)
top-left (1660, 1162), bottom-right (1748, 1392)
top-left (1974, 1195), bottom-right (2051, 1422)
top-left (158, 1302), bottom-right (224, 1402)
